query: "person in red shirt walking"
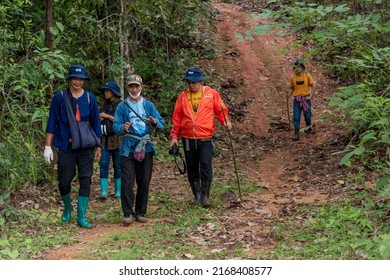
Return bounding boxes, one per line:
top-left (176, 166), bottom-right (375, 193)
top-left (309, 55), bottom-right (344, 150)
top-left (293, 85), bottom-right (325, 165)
top-left (169, 68), bottom-right (232, 208)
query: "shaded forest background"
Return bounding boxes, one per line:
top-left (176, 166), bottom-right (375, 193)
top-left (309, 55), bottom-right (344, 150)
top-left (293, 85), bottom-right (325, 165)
top-left (0, 0), bottom-right (389, 259)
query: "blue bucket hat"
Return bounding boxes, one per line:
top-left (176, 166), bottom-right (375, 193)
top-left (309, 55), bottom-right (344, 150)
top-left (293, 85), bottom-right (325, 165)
top-left (184, 68), bottom-right (205, 82)
top-left (65, 64), bottom-right (90, 80)
top-left (101, 81), bottom-right (121, 97)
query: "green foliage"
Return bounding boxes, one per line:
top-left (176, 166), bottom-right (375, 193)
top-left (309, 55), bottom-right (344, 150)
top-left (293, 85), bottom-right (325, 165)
top-left (0, 0), bottom-right (215, 196)
top-left (0, 0), bottom-right (218, 259)
top-left (0, 237), bottom-right (19, 259)
top-left (0, 191), bottom-right (17, 228)
top-left (246, 0), bottom-right (389, 189)
top-left (328, 84), bottom-right (389, 171)
top-left (252, 1), bottom-right (390, 84)
top-left (261, 201), bottom-right (390, 259)
top-left (241, 0), bottom-right (390, 260)
top-left (0, 207), bottom-right (76, 259)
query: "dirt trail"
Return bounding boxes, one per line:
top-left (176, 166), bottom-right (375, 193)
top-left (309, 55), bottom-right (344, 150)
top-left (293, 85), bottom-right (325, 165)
top-left (43, 2), bottom-right (344, 259)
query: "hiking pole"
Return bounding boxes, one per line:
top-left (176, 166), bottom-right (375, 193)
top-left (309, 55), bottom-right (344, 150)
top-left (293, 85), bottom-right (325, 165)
top-left (286, 95), bottom-right (291, 131)
top-left (221, 105), bottom-right (242, 201)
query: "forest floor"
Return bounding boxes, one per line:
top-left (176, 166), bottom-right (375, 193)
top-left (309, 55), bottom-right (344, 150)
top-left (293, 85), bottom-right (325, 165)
top-left (19, 1), bottom-right (351, 259)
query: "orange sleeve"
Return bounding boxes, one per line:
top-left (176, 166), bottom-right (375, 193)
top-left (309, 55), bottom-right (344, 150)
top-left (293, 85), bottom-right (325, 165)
top-left (170, 93), bottom-right (184, 139)
top-left (213, 90), bottom-right (229, 125)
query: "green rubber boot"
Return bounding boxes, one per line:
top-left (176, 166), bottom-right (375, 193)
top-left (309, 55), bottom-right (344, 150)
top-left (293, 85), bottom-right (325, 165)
top-left (114, 178), bottom-right (121, 198)
top-left (77, 196), bottom-right (92, 228)
top-left (100, 178), bottom-right (109, 199)
top-left (61, 193), bottom-right (73, 222)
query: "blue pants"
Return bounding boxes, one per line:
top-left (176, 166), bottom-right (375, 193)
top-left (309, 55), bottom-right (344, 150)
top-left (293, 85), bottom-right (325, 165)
top-left (293, 98), bottom-right (312, 129)
top-left (99, 140), bottom-right (121, 179)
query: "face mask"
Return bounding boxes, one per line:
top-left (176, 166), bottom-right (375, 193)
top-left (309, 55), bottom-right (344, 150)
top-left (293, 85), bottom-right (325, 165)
top-left (129, 90), bottom-right (142, 99)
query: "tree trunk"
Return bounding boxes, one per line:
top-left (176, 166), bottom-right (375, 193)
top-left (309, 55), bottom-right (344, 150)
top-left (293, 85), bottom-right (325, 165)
top-left (119, 0), bottom-right (131, 98)
top-left (45, 0), bottom-right (54, 98)
top-left (45, 0), bottom-right (53, 50)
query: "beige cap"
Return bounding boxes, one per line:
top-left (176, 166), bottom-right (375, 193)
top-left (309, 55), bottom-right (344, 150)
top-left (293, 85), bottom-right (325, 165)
top-left (126, 75), bottom-right (143, 85)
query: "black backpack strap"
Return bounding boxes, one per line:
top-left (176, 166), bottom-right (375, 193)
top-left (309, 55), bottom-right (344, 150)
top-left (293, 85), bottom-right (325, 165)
top-left (122, 100), bottom-right (149, 125)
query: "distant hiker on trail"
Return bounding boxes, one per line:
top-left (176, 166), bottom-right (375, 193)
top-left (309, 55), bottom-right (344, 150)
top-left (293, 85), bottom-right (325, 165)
top-left (288, 60), bottom-right (315, 141)
top-left (113, 74), bottom-right (164, 225)
top-left (99, 81), bottom-right (122, 200)
top-left (169, 67), bottom-right (232, 208)
top-left (44, 64), bottom-right (102, 228)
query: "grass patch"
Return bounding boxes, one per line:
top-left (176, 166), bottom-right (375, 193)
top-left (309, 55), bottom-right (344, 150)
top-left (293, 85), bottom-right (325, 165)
top-left (259, 201), bottom-right (390, 260)
top-left (81, 206), bottom-right (215, 260)
top-left (79, 181), bottom-right (262, 260)
top-left (0, 208), bottom-right (77, 259)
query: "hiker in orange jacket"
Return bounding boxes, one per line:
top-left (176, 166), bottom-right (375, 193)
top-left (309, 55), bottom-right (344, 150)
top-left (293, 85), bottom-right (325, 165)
top-left (169, 68), bottom-right (232, 207)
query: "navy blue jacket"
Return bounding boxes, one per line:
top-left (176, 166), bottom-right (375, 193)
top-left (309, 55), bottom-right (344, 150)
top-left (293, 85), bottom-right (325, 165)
top-left (46, 90), bottom-right (102, 152)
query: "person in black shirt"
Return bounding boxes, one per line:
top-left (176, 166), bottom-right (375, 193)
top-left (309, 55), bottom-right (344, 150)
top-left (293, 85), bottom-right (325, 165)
top-left (99, 81), bottom-right (122, 199)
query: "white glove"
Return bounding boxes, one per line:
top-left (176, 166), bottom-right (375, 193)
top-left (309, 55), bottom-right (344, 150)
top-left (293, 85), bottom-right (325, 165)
top-left (44, 146), bottom-right (53, 164)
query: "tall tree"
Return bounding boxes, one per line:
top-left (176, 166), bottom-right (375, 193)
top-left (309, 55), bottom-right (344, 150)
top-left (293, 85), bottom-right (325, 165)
top-left (45, 0), bottom-right (54, 97)
top-left (45, 0), bottom-right (53, 50)
top-left (119, 0), bottom-right (131, 97)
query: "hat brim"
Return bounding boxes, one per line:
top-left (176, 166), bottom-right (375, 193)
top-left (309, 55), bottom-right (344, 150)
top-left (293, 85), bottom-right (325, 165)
top-left (184, 76), bottom-right (205, 82)
top-left (65, 74), bottom-right (90, 81)
top-left (100, 87), bottom-right (121, 97)
top-left (126, 81), bottom-right (142, 86)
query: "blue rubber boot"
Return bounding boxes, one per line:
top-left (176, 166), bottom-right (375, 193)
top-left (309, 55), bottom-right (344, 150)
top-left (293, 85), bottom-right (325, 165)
top-left (100, 178), bottom-right (109, 199)
top-left (114, 178), bottom-right (121, 198)
top-left (61, 193), bottom-right (73, 222)
top-left (77, 196), bottom-right (92, 228)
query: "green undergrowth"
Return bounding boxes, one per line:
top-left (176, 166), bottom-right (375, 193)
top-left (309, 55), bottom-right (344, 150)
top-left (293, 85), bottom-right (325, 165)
top-left (260, 200), bottom-right (390, 260)
top-left (0, 208), bottom-right (76, 259)
top-left (0, 178), bottom-right (261, 260)
top-left (78, 181), bottom-right (261, 260)
top-left (3, 175), bottom-right (390, 260)
top-left (82, 207), bottom-right (211, 260)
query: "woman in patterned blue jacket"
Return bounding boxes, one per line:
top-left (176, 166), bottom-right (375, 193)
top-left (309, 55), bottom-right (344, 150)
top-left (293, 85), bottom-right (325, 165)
top-left (113, 74), bottom-right (164, 225)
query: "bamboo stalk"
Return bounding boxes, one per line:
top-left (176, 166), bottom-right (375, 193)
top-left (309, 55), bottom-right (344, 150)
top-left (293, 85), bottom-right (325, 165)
top-left (221, 105), bottom-right (242, 201)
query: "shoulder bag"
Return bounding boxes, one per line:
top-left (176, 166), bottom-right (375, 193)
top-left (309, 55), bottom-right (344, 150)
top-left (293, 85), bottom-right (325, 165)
top-left (62, 89), bottom-right (101, 149)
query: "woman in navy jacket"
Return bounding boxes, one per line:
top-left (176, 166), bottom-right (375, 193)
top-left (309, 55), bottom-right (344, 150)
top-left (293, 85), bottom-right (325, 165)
top-left (44, 64), bottom-right (102, 228)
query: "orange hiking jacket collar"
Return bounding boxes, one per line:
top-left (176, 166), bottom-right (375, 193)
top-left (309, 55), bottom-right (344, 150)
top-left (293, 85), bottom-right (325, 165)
top-left (170, 86), bottom-right (229, 140)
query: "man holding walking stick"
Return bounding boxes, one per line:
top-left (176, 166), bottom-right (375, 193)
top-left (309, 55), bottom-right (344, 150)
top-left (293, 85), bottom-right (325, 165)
top-left (288, 60), bottom-right (315, 141)
top-left (169, 68), bottom-right (232, 208)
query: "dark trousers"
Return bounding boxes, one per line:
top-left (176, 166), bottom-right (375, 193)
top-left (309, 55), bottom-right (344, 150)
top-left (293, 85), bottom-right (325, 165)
top-left (120, 152), bottom-right (153, 217)
top-left (293, 98), bottom-right (312, 128)
top-left (57, 145), bottom-right (94, 197)
top-left (182, 138), bottom-right (213, 184)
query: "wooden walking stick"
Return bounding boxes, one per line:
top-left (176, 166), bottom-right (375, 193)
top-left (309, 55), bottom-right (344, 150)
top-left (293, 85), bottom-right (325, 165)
top-left (286, 95), bottom-right (291, 131)
top-left (221, 105), bottom-right (242, 201)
